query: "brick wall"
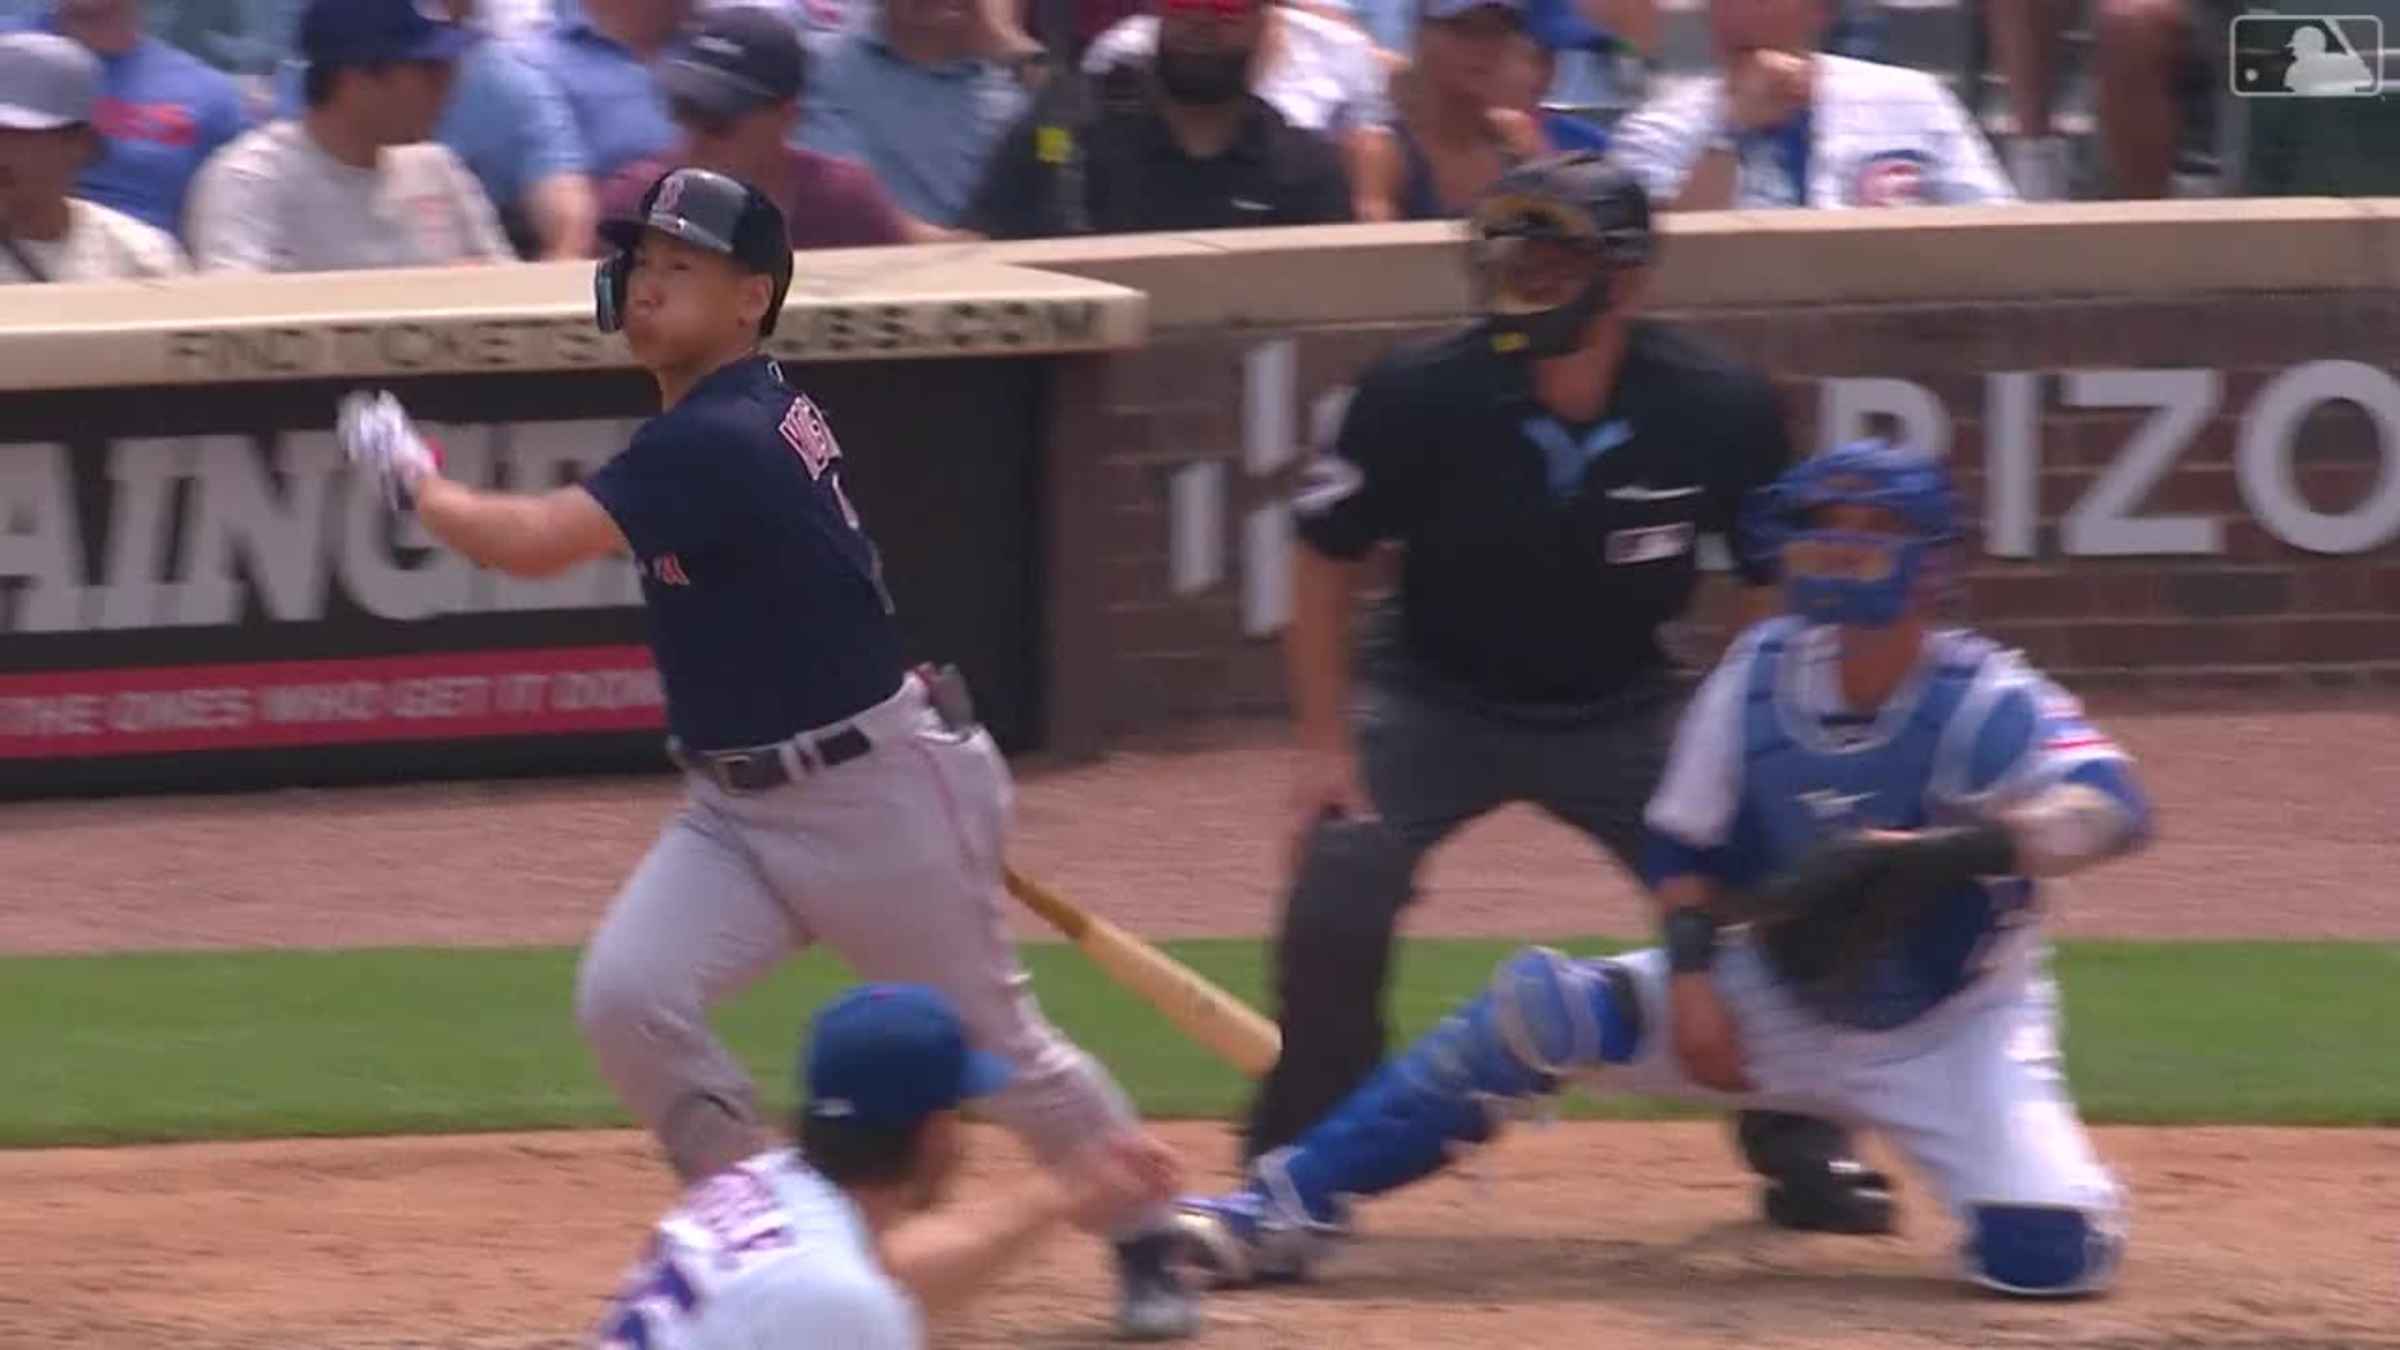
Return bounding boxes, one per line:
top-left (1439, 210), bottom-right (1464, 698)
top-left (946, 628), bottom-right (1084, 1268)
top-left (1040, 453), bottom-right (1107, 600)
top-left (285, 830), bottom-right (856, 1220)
top-left (1069, 292), bottom-right (2400, 737)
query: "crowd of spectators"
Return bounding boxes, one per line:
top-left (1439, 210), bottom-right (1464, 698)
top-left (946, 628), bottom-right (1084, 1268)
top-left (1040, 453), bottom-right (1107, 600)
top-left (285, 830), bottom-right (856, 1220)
top-left (0, 0), bottom-right (2383, 285)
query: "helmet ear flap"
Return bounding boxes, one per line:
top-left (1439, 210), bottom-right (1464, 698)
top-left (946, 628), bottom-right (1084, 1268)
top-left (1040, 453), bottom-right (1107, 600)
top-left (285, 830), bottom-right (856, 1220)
top-left (759, 255), bottom-right (794, 339)
top-left (594, 251), bottom-right (631, 335)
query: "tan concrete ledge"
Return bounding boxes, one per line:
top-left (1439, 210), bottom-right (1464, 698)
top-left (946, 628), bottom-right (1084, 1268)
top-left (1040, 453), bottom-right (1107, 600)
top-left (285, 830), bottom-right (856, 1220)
top-left (1, 200), bottom-right (2391, 388)
top-left (0, 256), bottom-right (1147, 390)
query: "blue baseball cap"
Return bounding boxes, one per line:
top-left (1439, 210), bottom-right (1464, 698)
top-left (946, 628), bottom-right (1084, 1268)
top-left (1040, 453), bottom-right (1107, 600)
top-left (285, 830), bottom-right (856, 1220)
top-left (298, 0), bottom-right (476, 65)
top-left (803, 985), bottom-right (1014, 1130)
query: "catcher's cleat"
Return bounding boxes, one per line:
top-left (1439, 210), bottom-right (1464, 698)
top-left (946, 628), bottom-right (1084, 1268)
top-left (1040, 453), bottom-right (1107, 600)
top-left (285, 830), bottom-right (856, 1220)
top-left (1168, 1190), bottom-right (1337, 1288)
top-left (1762, 1158), bottom-right (1898, 1235)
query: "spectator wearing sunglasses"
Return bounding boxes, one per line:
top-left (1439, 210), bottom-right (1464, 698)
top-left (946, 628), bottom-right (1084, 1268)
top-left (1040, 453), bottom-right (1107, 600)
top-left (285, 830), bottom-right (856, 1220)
top-left (598, 6), bottom-right (952, 249)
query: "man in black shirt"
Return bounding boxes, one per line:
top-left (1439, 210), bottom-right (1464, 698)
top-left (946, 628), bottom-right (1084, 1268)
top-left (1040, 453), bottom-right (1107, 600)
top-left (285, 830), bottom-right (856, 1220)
top-left (960, 0), bottom-right (1353, 237)
top-left (1237, 152), bottom-right (1896, 1240)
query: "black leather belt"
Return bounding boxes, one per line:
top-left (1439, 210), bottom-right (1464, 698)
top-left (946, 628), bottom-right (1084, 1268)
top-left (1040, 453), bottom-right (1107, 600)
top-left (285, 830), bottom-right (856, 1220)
top-left (668, 725), bottom-right (873, 794)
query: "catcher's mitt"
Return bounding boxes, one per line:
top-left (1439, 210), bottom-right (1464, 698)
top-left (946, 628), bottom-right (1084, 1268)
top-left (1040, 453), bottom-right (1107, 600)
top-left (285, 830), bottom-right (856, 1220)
top-left (1732, 822), bottom-right (2020, 997)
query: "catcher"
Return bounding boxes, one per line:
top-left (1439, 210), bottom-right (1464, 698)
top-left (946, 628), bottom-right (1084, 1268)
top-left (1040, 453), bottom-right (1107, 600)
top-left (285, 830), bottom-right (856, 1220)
top-left (1172, 440), bottom-right (2156, 1296)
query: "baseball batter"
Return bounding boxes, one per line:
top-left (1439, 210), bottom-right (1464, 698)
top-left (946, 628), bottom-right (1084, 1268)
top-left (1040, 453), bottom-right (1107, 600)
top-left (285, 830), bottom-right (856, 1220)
top-left (1175, 441), bottom-right (2155, 1297)
top-left (336, 167), bottom-right (1197, 1341)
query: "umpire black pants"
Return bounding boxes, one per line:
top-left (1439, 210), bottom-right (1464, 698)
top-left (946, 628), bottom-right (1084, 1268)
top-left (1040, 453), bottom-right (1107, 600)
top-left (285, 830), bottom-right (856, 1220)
top-left (1243, 647), bottom-right (1855, 1183)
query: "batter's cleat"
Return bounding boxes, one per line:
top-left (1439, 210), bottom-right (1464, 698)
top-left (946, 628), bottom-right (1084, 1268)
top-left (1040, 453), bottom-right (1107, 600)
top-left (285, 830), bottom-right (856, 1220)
top-left (1168, 1190), bottom-right (1334, 1289)
top-left (1113, 1232), bottom-right (1201, 1341)
top-left (1762, 1159), bottom-right (1898, 1236)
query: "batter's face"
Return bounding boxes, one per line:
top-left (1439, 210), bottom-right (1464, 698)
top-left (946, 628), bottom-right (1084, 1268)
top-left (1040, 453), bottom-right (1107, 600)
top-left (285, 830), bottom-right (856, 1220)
top-left (620, 231), bottom-right (771, 369)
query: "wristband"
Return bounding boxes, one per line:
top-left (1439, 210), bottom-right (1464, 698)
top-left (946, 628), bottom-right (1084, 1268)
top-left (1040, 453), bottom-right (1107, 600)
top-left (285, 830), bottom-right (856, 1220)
top-left (1663, 906), bottom-right (1720, 975)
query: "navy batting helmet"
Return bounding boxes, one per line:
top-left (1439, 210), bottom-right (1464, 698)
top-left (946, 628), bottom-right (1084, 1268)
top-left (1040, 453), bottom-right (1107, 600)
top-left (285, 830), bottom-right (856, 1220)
top-left (1467, 152), bottom-right (1653, 359)
top-left (595, 167), bottom-right (796, 338)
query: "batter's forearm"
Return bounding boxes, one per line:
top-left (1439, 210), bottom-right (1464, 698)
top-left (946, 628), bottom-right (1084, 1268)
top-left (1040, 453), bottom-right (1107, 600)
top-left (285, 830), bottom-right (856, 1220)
top-left (414, 478), bottom-right (584, 579)
top-left (1286, 548), bottom-right (1361, 754)
top-left (879, 1179), bottom-right (1068, 1316)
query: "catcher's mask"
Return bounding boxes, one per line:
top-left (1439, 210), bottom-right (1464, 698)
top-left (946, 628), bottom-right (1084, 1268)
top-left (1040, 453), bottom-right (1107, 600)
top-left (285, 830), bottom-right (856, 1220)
top-left (1740, 440), bottom-right (1961, 628)
top-left (1467, 152), bottom-right (1653, 360)
top-left (595, 167), bottom-right (797, 338)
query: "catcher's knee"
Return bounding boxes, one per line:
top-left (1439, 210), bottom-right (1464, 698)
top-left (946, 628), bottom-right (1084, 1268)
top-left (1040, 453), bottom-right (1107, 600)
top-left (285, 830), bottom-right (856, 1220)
top-left (1966, 1204), bottom-right (2123, 1297)
top-left (1489, 946), bottom-right (1644, 1073)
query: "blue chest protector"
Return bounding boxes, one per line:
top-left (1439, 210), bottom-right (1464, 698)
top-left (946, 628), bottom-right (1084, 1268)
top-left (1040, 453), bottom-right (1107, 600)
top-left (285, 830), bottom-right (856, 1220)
top-left (1739, 632), bottom-right (2035, 1030)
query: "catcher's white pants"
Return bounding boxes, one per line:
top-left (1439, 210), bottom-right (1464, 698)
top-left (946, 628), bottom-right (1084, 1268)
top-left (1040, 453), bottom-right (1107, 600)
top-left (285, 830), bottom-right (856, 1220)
top-left (1596, 940), bottom-right (2124, 1231)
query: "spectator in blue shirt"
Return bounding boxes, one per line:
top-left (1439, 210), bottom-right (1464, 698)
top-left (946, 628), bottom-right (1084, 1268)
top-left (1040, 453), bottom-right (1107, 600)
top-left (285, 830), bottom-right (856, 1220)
top-left (797, 0), bottom-right (1028, 226)
top-left (273, 0), bottom-right (598, 257)
top-left (520, 0), bottom-right (692, 183)
top-left (16, 0), bottom-right (247, 238)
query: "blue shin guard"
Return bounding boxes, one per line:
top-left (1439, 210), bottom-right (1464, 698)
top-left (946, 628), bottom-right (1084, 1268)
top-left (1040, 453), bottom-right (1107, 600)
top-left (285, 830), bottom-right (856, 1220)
top-left (1267, 948), bottom-right (1642, 1223)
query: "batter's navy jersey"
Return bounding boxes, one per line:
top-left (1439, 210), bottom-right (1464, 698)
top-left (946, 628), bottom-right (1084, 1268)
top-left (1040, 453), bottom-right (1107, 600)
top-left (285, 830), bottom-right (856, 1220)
top-left (1645, 617), bottom-right (2154, 1028)
top-left (1293, 321), bottom-right (1793, 705)
top-left (583, 355), bottom-right (906, 752)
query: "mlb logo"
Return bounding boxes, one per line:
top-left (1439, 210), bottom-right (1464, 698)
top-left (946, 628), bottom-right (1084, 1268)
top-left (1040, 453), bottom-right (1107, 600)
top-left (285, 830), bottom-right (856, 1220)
top-left (1850, 150), bottom-right (1932, 207)
top-left (2230, 14), bottom-right (2384, 96)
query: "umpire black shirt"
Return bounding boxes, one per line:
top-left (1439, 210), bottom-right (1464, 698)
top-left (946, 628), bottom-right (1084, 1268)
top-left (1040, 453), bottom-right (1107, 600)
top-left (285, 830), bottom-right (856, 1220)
top-left (962, 92), bottom-right (1353, 239)
top-left (1294, 322), bottom-right (1794, 707)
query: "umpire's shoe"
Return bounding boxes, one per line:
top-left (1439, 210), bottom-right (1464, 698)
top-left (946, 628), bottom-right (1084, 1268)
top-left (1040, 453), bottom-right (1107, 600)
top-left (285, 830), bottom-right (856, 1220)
top-left (1738, 1110), bottom-right (1898, 1236)
top-left (1762, 1158), bottom-right (1899, 1235)
top-left (1114, 1232), bottom-right (1201, 1340)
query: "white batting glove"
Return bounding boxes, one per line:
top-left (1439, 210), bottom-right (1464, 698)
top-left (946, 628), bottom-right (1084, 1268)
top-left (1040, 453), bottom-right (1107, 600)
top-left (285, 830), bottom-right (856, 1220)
top-left (337, 390), bottom-right (442, 511)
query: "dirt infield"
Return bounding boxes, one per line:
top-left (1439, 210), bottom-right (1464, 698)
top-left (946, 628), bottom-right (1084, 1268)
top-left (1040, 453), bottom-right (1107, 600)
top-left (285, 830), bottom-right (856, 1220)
top-left (6, 708), bottom-right (2398, 1347)
top-left (6, 1125), bottom-right (2396, 1350)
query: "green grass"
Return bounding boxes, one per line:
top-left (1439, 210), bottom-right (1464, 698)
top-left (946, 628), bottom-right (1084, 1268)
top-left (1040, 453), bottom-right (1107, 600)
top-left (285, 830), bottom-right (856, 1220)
top-left (2, 940), bottom-right (2394, 1148)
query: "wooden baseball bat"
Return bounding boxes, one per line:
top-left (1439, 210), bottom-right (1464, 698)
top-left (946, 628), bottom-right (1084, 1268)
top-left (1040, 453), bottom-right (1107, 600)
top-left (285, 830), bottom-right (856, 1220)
top-left (1003, 866), bottom-right (1282, 1079)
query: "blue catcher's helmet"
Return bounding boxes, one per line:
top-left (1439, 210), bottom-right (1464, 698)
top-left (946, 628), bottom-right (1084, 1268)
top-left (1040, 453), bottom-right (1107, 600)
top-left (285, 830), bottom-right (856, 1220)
top-left (1739, 440), bottom-right (1961, 627)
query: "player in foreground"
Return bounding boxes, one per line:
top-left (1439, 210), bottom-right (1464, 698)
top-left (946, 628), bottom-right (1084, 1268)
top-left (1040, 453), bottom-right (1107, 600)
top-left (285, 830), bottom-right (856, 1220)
top-left (338, 167), bottom-right (1198, 1340)
top-left (591, 983), bottom-right (1179, 1349)
top-left (1174, 441), bottom-right (2156, 1296)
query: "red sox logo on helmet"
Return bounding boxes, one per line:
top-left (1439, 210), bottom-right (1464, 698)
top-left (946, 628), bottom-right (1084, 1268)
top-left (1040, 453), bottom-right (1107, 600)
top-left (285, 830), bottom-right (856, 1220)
top-left (655, 172), bottom-right (688, 218)
top-left (1850, 149), bottom-right (1932, 207)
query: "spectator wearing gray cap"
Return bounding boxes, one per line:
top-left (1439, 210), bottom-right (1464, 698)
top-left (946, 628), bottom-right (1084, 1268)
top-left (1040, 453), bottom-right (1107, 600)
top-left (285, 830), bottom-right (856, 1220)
top-left (0, 30), bottom-right (187, 282)
top-left (599, 6), bottom-right (951, 247)
top-left (184, 0), bottom-right (512, 271)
